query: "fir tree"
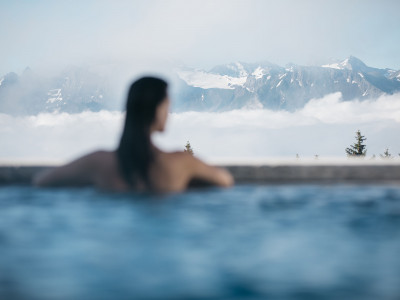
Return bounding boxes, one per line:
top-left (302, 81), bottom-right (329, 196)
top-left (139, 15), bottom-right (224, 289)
top-left (345, 130), bottom-right (367, 157)
top-left (184, 141), bottom-right (194, 155)
top-left (380, 148), bottom-right (392, 159)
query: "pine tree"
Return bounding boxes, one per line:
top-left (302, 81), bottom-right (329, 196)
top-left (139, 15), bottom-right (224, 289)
top-left (345, 130), bottom-right (367, 157)
top-left (380, 148), bottom-right (392, 159)
top-left (184, 141), bottom-right (194, 155)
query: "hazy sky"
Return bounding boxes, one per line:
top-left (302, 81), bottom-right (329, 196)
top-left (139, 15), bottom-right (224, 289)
top-left (1, 0), bottom-right (400, 75)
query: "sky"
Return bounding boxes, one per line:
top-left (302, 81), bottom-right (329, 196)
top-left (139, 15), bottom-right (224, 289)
top-left (1, 0), bottom-right (400, 76)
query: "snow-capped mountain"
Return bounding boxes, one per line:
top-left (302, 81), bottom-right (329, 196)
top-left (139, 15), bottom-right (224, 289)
top-left (0, 67), bottom-right (115, 115)
top-left (174, 56), bottom-right (400, 112)
top-left (0, 56), bottom-right (399, 115)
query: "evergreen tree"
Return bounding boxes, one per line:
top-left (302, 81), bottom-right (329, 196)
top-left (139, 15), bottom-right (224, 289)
top-left (380, 148), bottom-right (392, 159)
top-left (345, 130), bottom-right (367, 157)
top-left (184, 141), bottom-right (194, 155)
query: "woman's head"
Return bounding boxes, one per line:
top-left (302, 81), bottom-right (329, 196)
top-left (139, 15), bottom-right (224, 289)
top-left (126, 76), bottom-right (169, 132)
top-left (117, 76), bottom-right (169, 188)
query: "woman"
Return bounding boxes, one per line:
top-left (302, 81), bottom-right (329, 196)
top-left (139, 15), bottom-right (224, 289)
top-left (33, 77), bottom-right (234, 193)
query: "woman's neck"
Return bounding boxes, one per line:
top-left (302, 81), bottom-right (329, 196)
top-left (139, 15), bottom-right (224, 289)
top-left (150, 143), bottom-right (161, 155)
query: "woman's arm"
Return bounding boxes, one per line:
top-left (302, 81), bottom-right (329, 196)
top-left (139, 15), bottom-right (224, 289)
top-left (32, 152), bottom-right (99, 187)
top-left (187, 154), bottom-right (234, 188)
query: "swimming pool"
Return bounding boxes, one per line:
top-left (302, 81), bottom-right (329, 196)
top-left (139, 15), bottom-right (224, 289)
top-left (0, 184), bottom-right (400, 299)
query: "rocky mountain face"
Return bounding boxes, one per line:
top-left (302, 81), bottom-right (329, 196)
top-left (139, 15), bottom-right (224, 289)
top-left (1, 56), bottom-right (399, 115)
top-left (174, 56), bottom-right (400, 112)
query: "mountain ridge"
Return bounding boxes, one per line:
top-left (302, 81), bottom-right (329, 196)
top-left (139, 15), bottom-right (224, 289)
top-left (174, 56), bottom-right (400, 111)
top-left (1, 56), bottom-right (399, 115)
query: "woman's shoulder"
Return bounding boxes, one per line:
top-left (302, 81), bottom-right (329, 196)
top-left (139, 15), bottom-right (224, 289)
top-left (156, 151), bottom-right (198, 173)
top-left (84, 150), bottom-right (115, 161)
top-left (159, 150), bottom-right (234, 188)
top-left (75, 150), bottom-right (116, 172)
top-left (33, 149), bottom-right (116, 187)
top-left (160, 150), bottom-right (195, 163)
top-left (87, 149), bottom-right (113, 157)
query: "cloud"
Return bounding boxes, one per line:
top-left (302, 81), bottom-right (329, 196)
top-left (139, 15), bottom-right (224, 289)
top-left (1, 93), bottom-right (400, 163)
top-left (156, 93), bottom-right (400, 160)
top-left (0, 110), bottom-right (124, 163)
top-left (300, 93), bottom-right (400, 124)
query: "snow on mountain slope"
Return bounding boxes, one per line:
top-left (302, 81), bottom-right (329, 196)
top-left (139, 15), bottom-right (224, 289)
top-left (252, 67), bottom-right (266, 79)
top-left (321, 62), bottom-right (343, 70)
top-left (173, 56), bottom-right (400, 112)
top-left (47, 89), bottom-right (63, 103)
top-left (177, 61), bottom-right (278, 89)
top-left (177, 69), bottom-right (247, 89)
top-left (0, 77), bottom-right (4, 87)
top-left (322, 58), bottom-right (351, 70)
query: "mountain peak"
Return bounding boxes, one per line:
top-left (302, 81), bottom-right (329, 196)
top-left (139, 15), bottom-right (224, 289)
top-left (322, 56), bottom-right (367, 71)
top-left (21, 66), bottom-right (35, 79)
top-left (0, 72), bottom-right (19, 86)
top-left (345, 56), bottom-right (367, 70)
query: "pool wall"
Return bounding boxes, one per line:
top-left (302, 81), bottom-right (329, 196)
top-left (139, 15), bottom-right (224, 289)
top-left (1, 164), bottom-right (400, 185)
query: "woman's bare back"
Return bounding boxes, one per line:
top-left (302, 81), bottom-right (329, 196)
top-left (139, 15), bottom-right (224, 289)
top-left (92, 150), bottom-right (194, 192)
top-left (33, 149), bottom-right (233, 193)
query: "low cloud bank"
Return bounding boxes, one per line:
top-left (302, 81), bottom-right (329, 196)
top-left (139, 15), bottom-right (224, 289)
top-left (0, 110), bottom-right (124, 163)
top-left (1, 93), bottom-right (400, 163)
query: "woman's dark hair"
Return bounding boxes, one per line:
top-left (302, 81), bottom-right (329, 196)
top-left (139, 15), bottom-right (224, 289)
top-left (117, 76), bottom-right (168, 188)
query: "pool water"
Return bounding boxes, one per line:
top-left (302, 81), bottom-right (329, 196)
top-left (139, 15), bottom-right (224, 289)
top-left (0, 184), bottom-right (400, 300)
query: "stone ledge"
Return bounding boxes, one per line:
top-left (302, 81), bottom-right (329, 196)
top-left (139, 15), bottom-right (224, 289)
top-left (0, 166), bottom-right (46, 185)
top-left (1, 165), bottom-right (399, 185)
top-left (224, 165), bottom-right (400, 184)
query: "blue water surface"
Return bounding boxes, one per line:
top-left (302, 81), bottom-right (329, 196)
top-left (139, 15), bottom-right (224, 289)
top-left (0, 184), bottom-right (400, 300)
